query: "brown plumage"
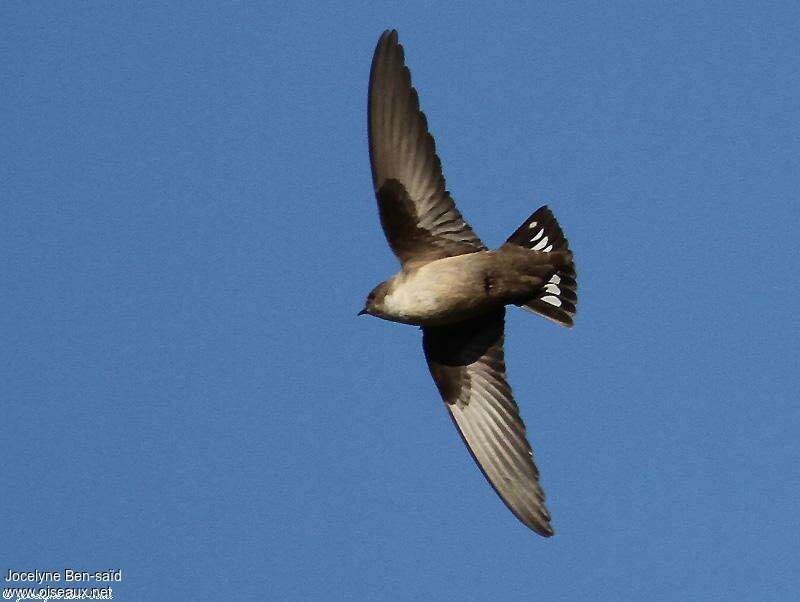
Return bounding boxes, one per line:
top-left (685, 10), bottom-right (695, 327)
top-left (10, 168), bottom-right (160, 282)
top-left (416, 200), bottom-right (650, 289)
top-left (360, 30), bottom-right (578, 537)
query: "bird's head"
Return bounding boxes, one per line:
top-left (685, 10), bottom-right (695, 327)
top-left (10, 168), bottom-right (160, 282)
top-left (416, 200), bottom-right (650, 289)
top-left (359, 281), bottom-right (390, 318)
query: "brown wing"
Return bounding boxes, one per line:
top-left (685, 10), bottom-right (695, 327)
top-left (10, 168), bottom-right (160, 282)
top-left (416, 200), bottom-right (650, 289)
top-left (422, 309), bottom-right (554, 536)
top-left (369, 30), bottom-right (485, 265)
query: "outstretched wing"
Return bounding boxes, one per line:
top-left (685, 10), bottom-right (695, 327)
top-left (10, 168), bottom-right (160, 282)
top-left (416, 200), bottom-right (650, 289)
top-left (422, 309), bottom-right (554, 536)
top-left (369, 30), bottom-right (485, 265)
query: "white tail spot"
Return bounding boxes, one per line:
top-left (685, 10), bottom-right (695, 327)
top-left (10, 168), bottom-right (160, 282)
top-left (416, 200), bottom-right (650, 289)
top-left (532, 236), bottom-right (549, 251)
top-left (529, 229), bottom-right (544, 243)
top-left (549, 274), bottom-right (561, 284)
top-left (543, 244), bottom-right (553, 252)
top-left (528, 221), bottom-right (538, 229)
top-left (544, 284), bottom-right (561, 295)
top-left (541, 295), bottom-right (562, 307)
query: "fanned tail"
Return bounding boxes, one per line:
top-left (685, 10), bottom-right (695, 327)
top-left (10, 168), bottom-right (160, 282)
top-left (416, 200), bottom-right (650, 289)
top-left (505, 206), bottom-right (577, 327)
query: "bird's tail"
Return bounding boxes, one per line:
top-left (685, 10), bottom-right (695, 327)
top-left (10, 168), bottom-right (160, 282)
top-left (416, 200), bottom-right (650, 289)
top-left (504, 206), bottom-right (577, 327)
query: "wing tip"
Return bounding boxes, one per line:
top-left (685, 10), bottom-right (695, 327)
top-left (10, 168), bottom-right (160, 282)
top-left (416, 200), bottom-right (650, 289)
top-left (378, 29), bottom-right (399, 47)
top-left (517, 504), bottom-right (555, 537)
top-left (514, 503), bottom-right (555, 538)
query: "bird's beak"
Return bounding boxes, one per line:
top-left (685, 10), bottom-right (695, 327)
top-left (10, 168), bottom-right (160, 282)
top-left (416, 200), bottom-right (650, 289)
top-left (358, 308), bottom-right (368, 316)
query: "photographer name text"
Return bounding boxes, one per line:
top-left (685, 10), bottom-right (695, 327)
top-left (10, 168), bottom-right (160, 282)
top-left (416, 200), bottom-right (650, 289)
top-left (4, 570), bottom-right (122, 585)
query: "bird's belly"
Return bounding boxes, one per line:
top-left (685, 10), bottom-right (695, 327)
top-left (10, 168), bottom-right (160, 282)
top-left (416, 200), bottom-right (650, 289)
top-left (381, 258), bottom-right (495, 326)
top-left (382, 285), bottom-right (459, 325)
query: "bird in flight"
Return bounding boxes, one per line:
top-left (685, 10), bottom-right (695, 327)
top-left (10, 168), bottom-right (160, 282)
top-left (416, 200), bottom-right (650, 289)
top-left (360, 30), bottom-right (577, 537)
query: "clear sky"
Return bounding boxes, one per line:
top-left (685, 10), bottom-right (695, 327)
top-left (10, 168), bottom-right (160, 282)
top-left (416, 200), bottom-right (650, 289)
top-left (2, 2), bottom-right (799, 600)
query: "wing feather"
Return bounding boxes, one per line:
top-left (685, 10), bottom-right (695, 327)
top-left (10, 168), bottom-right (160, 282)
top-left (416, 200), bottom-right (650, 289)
top-left (422, 309), bottom-right (553, 536)
top-left (369, 30), bottom-right (485, 265)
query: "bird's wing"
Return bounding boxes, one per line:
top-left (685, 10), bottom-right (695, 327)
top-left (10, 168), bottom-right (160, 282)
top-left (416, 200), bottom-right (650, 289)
top-left (369, 30), bottom-right (486, 266)
top-left (422, 309), bottom-right (553, 536)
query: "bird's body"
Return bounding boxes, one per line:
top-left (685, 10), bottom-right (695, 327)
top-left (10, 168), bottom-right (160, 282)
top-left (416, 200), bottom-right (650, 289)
top-left (375, 247), bottom-right (572, 326)
top-left (376, 254), bottom-right (487, 325)
top-left (361, 30), bottom-right (578, 537)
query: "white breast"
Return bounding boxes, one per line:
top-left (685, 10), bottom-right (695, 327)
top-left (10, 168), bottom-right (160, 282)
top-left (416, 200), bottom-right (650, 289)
top-left (379, 255), bottom-right (482, 324)
top-left (382, 273), bottom-right (443, 320)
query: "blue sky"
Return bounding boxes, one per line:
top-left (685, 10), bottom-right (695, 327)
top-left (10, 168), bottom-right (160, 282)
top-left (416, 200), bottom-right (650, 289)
top-left (2, 2), bottom-right (799, 600)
